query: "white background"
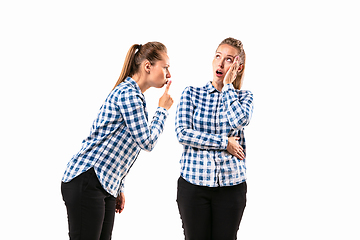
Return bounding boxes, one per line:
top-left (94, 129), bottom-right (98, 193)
top-left (1, 0), bottom-right (359, 239)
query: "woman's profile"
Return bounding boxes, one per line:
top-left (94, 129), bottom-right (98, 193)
top-left (61, 41), bottom-right (173, 240)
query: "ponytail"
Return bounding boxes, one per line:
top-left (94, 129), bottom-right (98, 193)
top-left (112, 44), bottom-right (141, 91)
top-left (112, 42), bottom-right (167, 91)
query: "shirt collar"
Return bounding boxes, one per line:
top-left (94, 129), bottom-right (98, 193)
top-left (125, 76), bottom-right (142, 94)
top-left (206, 81), bottom-right (220, 94)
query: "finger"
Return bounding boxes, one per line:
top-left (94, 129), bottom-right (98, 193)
top-left (240, 150), bottom-right (245, 158)
top-left (230, 62), bottom-right (237, 73)
top-left (116, 206), bottom-right (123, 214)
top-left (234, 56), bottom-right (241, 69)
top-left (164, 80), bottom-right (172, 93)
top-left (236, 148), bottom-right (244, 158)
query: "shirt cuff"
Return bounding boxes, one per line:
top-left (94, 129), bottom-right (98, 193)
top-left (221, 135), bottom-right (228, 150)
top-left (117, 180), bottom-right (125, 195)
top-left (157, 107), bottom-right (169, 116)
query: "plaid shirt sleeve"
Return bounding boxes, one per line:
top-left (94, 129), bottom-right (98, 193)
top-left (175, 86), bottom-right (228, 150)
top-left (117, 88), bottom-right (168, 152)
top-left (222, 83), bottom-right (254, 129)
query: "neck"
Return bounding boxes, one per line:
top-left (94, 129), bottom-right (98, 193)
top-left (132, 73), bottom-right (150, 93)
top-left (212, 79), bottom-right (224, 92)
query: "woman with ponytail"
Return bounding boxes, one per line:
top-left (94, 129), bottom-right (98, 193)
top-left (175, 37), bottom-right (254, 239)
top-left (61, 42), bottom-right (173, 240)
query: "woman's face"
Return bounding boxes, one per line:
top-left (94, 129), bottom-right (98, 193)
top-left (212, 44), bottom-right (239, 83)
top-left (148, 52), bottom-right (171, 88)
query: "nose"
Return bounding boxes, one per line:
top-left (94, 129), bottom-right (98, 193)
top-left (218, 58), bottom-right (224, 68)
top-left (166, 70), bottom-right (171, 79)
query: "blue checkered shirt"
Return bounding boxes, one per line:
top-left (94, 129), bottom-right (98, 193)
top-left (175, 82), bottom-right (254, 187)
top-left (62, 77), bottom-right (168, 197)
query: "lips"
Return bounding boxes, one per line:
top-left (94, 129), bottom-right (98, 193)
top-left (215, 69), bottom-right (223, 77)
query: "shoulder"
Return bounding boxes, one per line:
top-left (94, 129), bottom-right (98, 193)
top-left (181, 85), bottom-right (207, 97)
top-left (111, 80), bottom-right (144, 103)
top-left (236, 90), bottom-right (254, 104)
top-left (238, 89), bottom-right (253, 97)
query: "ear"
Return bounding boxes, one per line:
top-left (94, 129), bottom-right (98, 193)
top-left (144, 60), bottom-right (151, 74)
top-left (237, 64), bottom-right (244, 72)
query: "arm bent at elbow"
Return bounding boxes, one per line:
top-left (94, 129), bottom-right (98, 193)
top-left (224, 87), bottom-right (254, 130)
top-left (175, 127), bottom-right (228, 150)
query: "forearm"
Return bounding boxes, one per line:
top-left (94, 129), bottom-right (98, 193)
top-left (222, 84), bottom-right (254, 129)
top-left (138, 107), bottom-right (168, 152)
top-left (176, 127), bottom-right (228, 150)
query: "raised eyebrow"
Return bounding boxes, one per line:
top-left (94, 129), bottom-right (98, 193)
top-left (215, 51), bottom-right (235, 58)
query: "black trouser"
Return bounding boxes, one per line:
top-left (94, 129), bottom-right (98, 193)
top-left (177, 177), bottom-right (247, 240)
top-left (61, 168), bottom-right (116, 240)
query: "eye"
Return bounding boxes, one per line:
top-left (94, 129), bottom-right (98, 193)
top-left (226, 58), bottom-right (233, 63)
top-left (215, 54), bottom-right (221, 59)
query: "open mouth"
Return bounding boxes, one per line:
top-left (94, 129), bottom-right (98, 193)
top-left (216, 69), bottom-right (223, 77)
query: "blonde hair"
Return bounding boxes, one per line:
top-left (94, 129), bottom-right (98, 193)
top-left (218, 37), bottom-right (246, 89)
top-left (112, 42), bottom-right (167, 91)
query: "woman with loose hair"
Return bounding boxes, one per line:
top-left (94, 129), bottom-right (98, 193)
top-left (61, 41), bottom-right (173, 240)
top-left (175, 37), bottom-right (254, 239)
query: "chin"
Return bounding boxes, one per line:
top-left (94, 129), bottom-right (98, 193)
top-left (156, 83), bottom-right (166, 89)
top-left (213, 76), bottom-right (223, 82)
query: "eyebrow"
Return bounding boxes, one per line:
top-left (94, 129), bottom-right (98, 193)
top-left (216, 51), bottom-right (235, 58)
